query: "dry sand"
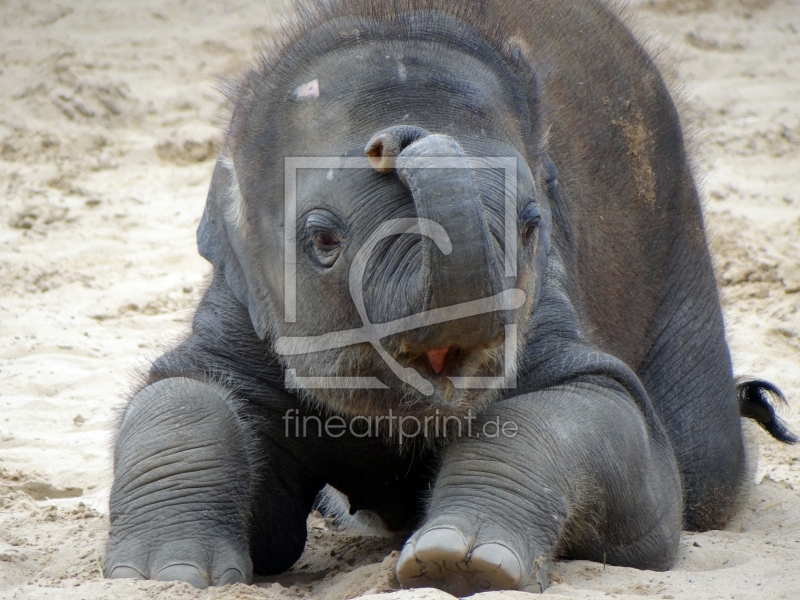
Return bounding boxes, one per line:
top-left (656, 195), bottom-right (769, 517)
top-left (1, 0), bottom-right (799, 598)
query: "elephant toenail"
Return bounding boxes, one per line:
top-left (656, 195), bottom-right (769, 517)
top-left (155, 564), bottom-right (209, 589)
top-left (469, 543), bottom-right (522, 587)
top-left (415, 527), bottom-right (468, 561)
top-left (397, 542), bottom-right (424, 580)
top-left (107, 566), bottom-right (146, 580)
top-left (215, 567), bottom-right (245, 586)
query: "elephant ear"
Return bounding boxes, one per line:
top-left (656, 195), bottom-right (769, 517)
top-left (197, 154), bottom-right (271, 339)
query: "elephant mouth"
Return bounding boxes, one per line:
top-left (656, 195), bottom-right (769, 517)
top-left (401, 345), bottom-right (462, 380)
top-left (380, 331), bottom-right (508, 405)
top-left (395, 334), bottom-right (505, 382)
top-left (425, 345), bottom-right (457, 375)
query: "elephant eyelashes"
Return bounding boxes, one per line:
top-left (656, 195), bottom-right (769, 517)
top-left (304, 210), bottom-right (345, 267)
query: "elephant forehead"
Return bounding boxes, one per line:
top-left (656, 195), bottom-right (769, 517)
top-left (269, 39), bottom-right (524, 155)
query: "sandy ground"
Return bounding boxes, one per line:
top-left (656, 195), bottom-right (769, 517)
top-left (1, 0), bottom-right (799, 598)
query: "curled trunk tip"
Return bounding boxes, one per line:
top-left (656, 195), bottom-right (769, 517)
top-left (365, 125), bottom-right (429, 175)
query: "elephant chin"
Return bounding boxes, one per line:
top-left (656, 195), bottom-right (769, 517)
top-left (283, 338), bottom-right (507, 422)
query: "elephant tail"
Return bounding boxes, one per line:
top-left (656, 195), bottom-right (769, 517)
top-left (737, 377), bottom-right (798, 444)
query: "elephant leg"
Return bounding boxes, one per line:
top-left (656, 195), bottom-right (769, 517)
top-left (638, 279), bottom-right (746, 530)
top-left (396, 380), bottom-right (682, 594)
top-left (105, 378), bottom-right (268, 587)
top-left (247, 432), bottom-right (322, 576)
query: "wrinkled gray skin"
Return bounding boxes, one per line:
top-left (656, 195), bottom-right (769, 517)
top-left (105, 0), bottom-right (796, 594)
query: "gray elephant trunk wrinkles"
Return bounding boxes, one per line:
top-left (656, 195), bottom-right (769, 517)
top-left (394, 134), bottom-right (504, 350)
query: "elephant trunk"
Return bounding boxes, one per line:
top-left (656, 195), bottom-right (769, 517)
top-left (366, 127), bottom-right (504, 353)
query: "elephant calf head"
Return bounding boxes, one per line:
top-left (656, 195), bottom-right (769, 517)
top-left (198, 12), bottom-right (551, 418)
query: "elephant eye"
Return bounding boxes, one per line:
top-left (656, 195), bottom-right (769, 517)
top-left (307, 228), bottom-right (343, 267)
top-left (520, 202), bottom-right (541, 243)
top-left (312, 231), bottom-right (340, 251)
top-left (521, 223), bottom-right (537, 243)
top-left (304, 210), bottom-right (345, 268)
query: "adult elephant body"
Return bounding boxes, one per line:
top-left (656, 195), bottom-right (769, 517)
top-left (105, 0), bottom-right (794, 594)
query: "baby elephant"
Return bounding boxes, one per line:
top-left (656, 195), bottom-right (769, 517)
top-left (105, 0), bottom-right (795, 594)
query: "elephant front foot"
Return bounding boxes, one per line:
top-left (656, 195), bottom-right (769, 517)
top-left (396, 515), bottom-right (549, 595)
top-left (106, 535), bottom-right (251, 589)
top-left (105, 378), bottom-right (258, 588)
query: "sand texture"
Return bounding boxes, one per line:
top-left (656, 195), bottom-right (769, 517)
top-left (1, 0), bottom-right (799, 598)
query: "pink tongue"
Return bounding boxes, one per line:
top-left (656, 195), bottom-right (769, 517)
top-left (426, 346), bottom-right (451, 374)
